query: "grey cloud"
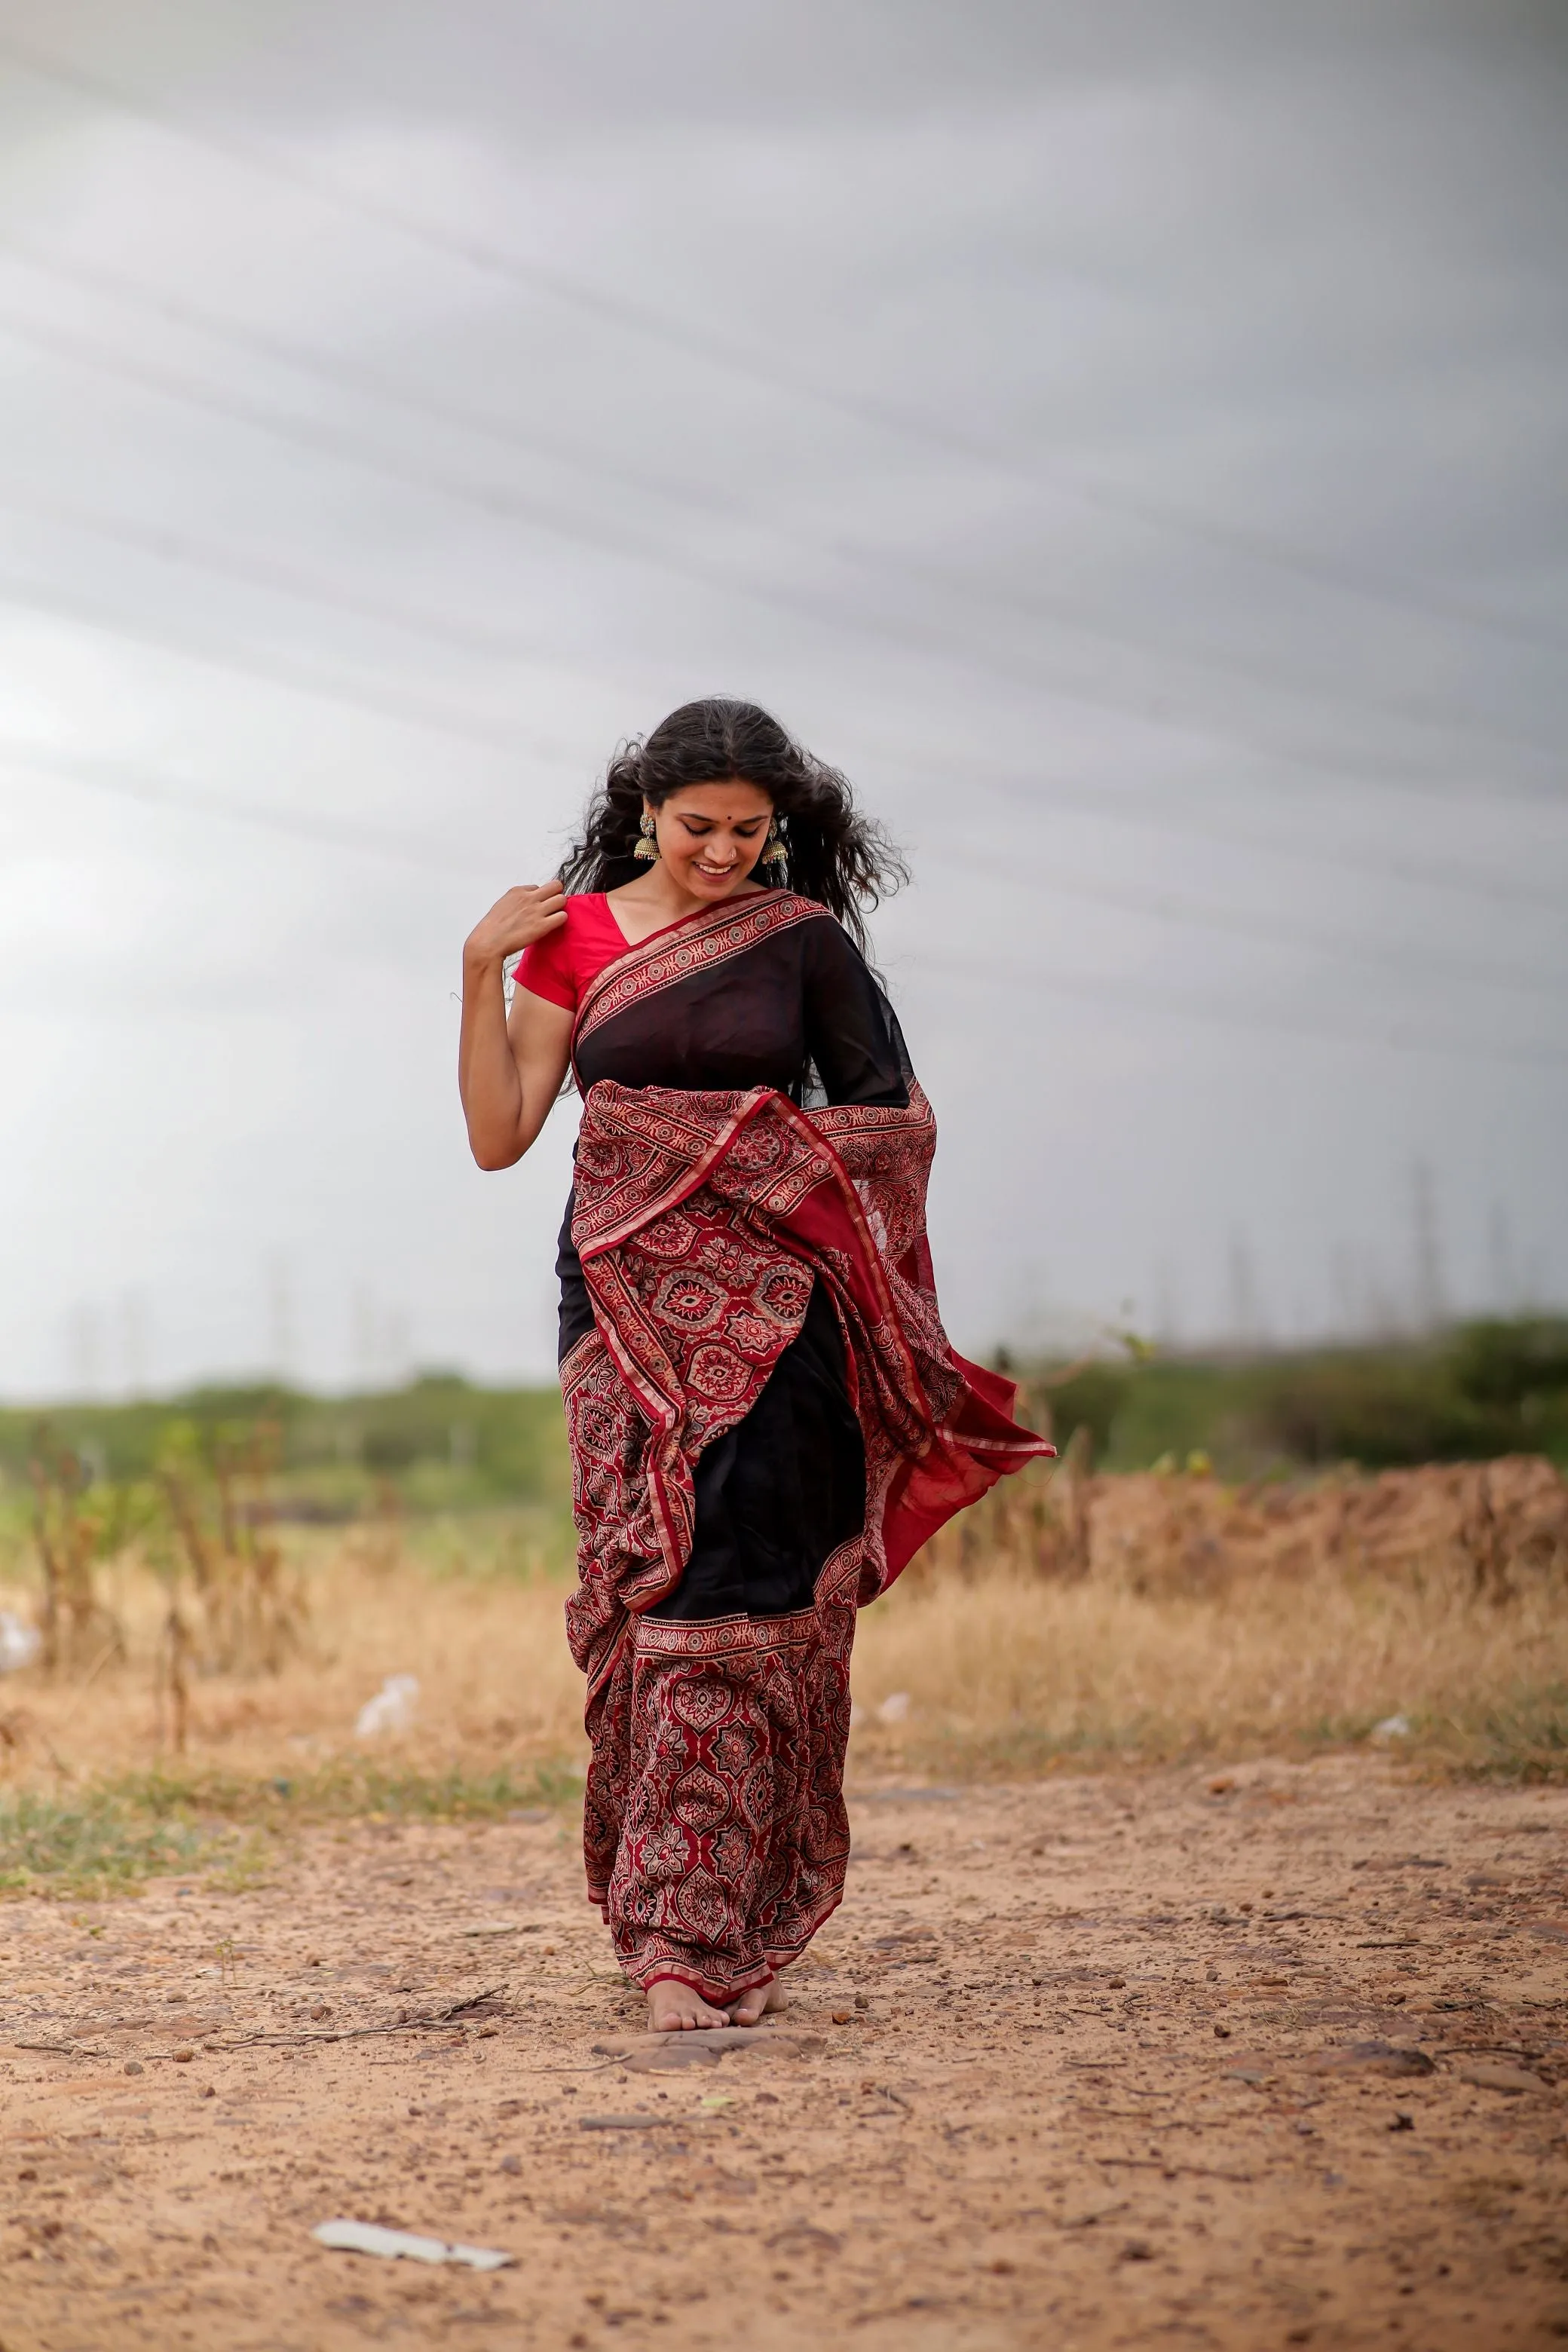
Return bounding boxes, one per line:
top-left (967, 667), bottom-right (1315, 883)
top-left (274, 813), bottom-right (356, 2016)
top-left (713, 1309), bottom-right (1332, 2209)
top-left (0, 0), bottom-right (1563, 1395)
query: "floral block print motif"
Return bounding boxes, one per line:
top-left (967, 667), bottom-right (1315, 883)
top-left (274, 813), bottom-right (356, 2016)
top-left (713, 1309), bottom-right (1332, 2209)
top-left (589, 1594), bottom-right (857, 2004)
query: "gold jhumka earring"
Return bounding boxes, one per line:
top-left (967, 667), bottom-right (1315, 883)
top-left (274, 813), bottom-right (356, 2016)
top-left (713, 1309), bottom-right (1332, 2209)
top-left (762, 819), bottom-right (788, 871)
top-left (633, 813), bottom-right (659, 861)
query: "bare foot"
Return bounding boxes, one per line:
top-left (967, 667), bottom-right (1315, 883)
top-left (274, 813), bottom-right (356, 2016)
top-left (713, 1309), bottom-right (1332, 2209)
top-left (727, 1968), bottom-right (790, 2027)
top-left (645, 1979), bottom-right (729, 2032)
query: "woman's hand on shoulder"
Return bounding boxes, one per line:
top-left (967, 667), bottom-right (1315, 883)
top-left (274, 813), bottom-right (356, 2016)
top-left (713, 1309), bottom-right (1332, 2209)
top-left (464, 883), bottom-right (567, 969)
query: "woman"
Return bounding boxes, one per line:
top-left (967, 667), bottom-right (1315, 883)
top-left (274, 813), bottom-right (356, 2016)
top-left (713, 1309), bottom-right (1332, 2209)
top-left (459, 698), bottom-right (1048, 2032)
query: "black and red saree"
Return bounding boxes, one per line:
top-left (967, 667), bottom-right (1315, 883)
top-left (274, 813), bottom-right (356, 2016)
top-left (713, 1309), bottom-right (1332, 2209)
top-left (556, 889), bottom-right (1049, 2004)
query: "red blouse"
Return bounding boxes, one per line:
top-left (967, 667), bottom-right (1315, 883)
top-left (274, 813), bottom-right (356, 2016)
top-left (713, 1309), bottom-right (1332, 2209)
top-left (515, 893), bottom-right (637, 1012)
top-left (516, 893), bottom-right (776, 1012)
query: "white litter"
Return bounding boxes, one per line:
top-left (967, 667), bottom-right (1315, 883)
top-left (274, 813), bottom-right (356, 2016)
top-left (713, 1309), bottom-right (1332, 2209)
top-left (354, 1674), bottom-right (419, 1738)
top-left (0, 1612), bottom-right (41, 1674)
top-left (877, 1692), bottom-right (911, 1726)
top-left (1369, 1713), bottom-right (1413, 1744)
top-left (312, 2219), bottom-right (513, 2270)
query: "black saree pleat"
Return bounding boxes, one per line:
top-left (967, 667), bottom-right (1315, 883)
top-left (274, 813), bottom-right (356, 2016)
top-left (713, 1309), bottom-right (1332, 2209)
top-left (647, 1279), bottom-right (865, 1620)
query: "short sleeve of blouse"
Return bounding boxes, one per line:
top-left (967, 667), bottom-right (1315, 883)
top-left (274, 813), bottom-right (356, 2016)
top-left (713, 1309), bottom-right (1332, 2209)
top-left (515, 917), bottom-right (575, 1010)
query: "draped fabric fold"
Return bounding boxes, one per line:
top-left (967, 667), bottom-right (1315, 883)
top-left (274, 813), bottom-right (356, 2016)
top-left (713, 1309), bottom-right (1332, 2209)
top-left (555, 891), bottom-right (1049, 2004)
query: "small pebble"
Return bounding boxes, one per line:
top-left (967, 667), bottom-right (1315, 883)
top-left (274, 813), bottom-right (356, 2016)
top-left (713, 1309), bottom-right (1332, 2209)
top-left (1213, 2024), bottom-right (1232, 2039)
top-left (173, 2047), bottom-right (194, 2063)
top-left (124, 2060), bottom-right (144, 2076)
top-left (1459, 2060), bottom-right (1545, 2096)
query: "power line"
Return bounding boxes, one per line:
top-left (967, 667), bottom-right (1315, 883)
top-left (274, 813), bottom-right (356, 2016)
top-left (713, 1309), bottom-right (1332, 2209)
top-left (0, 733), bottom-right (485, 871)
top-left (6, 730), bottom-right (1563, 1021)
top-left (2, 306), bottom-right (1556, 812)
top-left (964, 764), bottom-right (1568, 914)
top-left (0, 26), bottom-right (1562, 665)
top-left (2, 447), bottom-right (1558, 928)
top-left (0, 561), bottom-right (571, 758)
top-left (2, 546), bottom-right (1558, 933)
top-left (0, 311), bottom-right (1557, 923)
top-left (909, 948), bottom-right (1568, 1071)
top-left (0, 231), bottom-right (740, 534)
top-left (7, 724), bottom-right (1561, 1070)
top-left (852, 740), bottom-right (1568, 916)
top-left (934, 840), bottom-right (1567, 1002)
top-left (2, 230), bottom-right (1559, 782)
top-left (0, 476), bottom-right (603, 718)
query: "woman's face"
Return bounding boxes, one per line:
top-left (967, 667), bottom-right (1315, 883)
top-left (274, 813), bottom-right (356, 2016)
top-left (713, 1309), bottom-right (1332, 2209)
top-left (648, 780), bottom-right (774, 899)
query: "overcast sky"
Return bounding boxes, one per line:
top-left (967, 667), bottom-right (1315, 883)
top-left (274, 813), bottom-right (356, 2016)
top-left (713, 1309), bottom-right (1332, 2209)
top-left (0, 0), bottom-right (1563, 1398)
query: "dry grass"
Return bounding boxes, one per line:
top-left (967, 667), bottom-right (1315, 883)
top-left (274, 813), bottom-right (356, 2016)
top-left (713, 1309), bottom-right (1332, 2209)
top-left (851, 1553), bottom-right (1568, 1778)
top-left (0, 1545), bottom-right (586, 1799)
top-left (861, 1451), bottom-right (1568, 1778)
top-left (1, 1461), bottom-right (1565, 1891)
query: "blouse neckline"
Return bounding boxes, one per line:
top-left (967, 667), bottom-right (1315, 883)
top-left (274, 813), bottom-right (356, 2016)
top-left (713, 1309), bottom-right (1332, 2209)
top-left (596, 885), bottom-right (780, 954)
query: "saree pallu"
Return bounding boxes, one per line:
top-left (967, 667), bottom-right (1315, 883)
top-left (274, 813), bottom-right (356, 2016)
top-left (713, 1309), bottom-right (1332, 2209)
top-left (558, 895), bottom-right (1049, 2004)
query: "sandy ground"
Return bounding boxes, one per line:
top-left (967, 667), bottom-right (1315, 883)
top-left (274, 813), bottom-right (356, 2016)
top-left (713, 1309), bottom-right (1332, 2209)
top-left (2, 1758), bottom-right (1565, 2352)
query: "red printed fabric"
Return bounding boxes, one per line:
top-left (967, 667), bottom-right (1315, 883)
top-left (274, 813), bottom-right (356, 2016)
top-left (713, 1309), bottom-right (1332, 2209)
top-left (559, 906), bottom-right (1049, 2002)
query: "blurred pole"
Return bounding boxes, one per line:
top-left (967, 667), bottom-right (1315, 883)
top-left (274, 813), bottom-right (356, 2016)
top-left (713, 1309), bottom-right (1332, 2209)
top-left (266, 1252), bottom-right (295, 1383)
top-left (1410, 1159), bottom-right (1446, 1334)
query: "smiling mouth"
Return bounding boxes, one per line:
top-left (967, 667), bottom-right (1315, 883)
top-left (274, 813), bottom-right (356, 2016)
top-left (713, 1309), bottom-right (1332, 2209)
top-left (693, 861), bottom-right (736, 878)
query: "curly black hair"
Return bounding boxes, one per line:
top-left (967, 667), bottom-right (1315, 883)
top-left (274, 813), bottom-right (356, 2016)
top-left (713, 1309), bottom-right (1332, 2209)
top-left (558, 697), bottom-right (905, 952)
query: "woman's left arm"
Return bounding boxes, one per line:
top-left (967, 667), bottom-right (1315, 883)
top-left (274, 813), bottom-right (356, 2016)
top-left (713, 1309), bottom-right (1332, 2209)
top-left (801, 918), bottom-right (911, 1107)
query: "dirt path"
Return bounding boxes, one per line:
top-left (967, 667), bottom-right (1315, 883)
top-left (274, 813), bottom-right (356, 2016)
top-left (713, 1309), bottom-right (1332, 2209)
top-left (2, 1757), bottom-right (1565, 2350)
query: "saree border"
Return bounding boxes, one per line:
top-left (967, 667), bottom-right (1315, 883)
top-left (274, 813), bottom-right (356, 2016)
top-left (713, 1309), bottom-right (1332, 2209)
top-left (558, 1325), bottom-right (605, 1396)
top-left (630, 1600), bottom-right (822, 1659)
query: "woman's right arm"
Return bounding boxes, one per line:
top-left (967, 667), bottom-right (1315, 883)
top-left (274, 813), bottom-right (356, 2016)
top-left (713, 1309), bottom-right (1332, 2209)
top-left (458, 884), bottom-right (574, 1169)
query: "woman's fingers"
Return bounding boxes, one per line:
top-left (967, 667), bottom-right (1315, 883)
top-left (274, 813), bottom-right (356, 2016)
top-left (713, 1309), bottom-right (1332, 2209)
top-left (503, 884), bottom-right (567, 941)
top-left (465, 884), bottom-right (568, 963)
top-left (498, 882), bottom-right (565, 921)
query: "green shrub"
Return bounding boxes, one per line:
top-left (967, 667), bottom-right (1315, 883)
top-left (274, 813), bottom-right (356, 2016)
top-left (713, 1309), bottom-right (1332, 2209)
top-left (1043, 1315), bottom-right (1568, 1476)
